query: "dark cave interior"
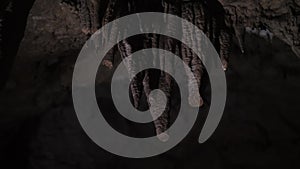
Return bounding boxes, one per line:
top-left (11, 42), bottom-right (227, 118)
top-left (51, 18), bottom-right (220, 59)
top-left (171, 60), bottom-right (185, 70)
top-left (0, 0), bottom-right (300, 169)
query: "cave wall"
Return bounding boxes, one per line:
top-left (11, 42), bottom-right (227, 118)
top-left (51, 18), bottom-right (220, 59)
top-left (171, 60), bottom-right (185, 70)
top-left (220, 0), bottom-right (300, 55)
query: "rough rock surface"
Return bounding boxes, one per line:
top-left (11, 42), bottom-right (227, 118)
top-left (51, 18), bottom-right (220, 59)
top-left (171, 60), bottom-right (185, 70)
top-left (220, 0), bottom-right (300, 55)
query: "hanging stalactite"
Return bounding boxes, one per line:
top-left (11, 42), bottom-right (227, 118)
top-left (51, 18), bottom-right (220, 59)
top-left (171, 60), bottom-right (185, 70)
top-left (98, 0), bottom-right (232, 141)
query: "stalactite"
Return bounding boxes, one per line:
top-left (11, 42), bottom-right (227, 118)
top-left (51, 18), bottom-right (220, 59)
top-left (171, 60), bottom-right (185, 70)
top-left (150, 0), bottom-right (181, 139)
top-left (222, 4), bottom-right (245, 53)
top-left (181, 1), bottom-right (204, 107)
top-left (219, 29), bottom-right (231, 70)
top-left (118, 38), bottom-right (145, 109)
top-left (206, 0), bottom-right (232, 70)
top-left (100, 0), bottom-right (231, 141)
top-left (116, 0), bottom-right (147, 111)
top-left (101, 0), bottom-right (119, 69)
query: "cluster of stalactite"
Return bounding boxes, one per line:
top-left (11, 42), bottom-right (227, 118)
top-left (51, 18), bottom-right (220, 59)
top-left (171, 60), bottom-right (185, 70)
top-left (99, 0), bottom-right (231, 140)
top-left (0, 0), bottom-right (231, 141)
